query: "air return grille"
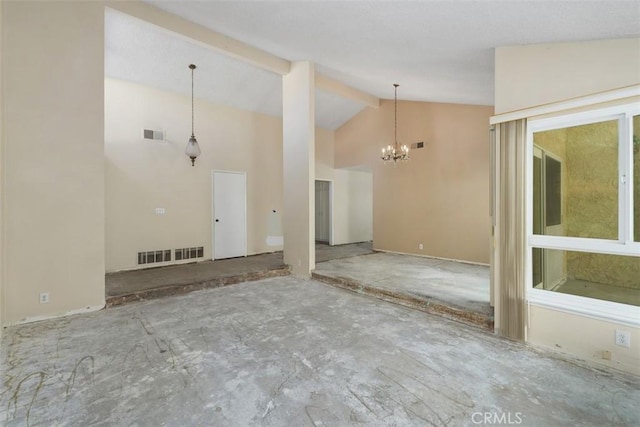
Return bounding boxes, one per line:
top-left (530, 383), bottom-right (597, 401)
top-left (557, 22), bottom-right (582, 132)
top-left (175, 246), bottom-right (204, 261)
top-left (138, 249), bottom-right (171, 265)
top-left (143, 129), bottom-right (165, 141)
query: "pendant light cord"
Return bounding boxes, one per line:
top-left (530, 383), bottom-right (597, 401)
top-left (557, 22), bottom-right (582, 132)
top-left (191, 66), bottom-right (195, 137)
top-left (189, 64), bottom-right (196, 137)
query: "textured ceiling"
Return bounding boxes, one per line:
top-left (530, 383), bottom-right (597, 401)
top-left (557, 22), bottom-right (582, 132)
top-left (107, 1), bottom-right (640, 129)
top-left (105, 10), bottom-right (366, 130)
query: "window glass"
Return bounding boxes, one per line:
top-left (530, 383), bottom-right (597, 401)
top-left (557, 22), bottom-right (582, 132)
top-left (532, 248), bottom-right (639, 306)
top-left (533, 119), bottom-right (618, 240)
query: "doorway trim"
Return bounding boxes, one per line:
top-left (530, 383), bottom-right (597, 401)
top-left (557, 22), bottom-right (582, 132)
top-left (211, 169), bottom-right (247, 260)
top-left (315, 179), bottom-right (334, 246)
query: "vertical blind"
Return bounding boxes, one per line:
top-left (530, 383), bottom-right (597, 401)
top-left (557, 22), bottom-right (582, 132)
top-left (493, 119), bottom-right (527, 340)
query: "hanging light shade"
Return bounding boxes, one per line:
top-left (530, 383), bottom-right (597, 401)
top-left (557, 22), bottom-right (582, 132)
top-left (381, 83), bottom-right (409, 163)
top-left (185, 64), bottom-right (201, 166)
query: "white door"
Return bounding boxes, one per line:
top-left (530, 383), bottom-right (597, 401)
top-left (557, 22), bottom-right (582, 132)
top-left (315, 180), bottom-right (331, 243)
top-left (213, 171), bottom-right (247, 260)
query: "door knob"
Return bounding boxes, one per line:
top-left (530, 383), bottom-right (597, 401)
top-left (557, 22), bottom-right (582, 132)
top-left (215, 219), bottom-right (220, 222)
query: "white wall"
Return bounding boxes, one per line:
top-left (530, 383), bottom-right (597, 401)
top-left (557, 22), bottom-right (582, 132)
top-left (333, 169), bottom-right (373, 245)
top-left (495, 38), bottom-right (640, 114)
top-left (315, 116), bottom-right (372, 245)
top-left (2, 1), bottom-right (105, 325)
top-left (495, 38), bottom-right (640, 374)
top-left (105, 78), bottom-right (284, 272)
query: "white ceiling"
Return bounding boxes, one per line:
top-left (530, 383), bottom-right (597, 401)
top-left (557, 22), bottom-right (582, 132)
top-left (106, 1), bottom-right (640, 130)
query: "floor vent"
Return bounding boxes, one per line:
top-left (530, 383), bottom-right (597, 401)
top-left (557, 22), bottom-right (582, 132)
top-left (175, 246), bottom-right (204, 261)
top-left (138, 249), bottom-right (171, 265)
top-left (143, 129), bottom-right (165, 141)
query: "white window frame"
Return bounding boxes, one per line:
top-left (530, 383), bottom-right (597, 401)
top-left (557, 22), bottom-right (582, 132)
top-left (526, 102), bottom-right (640, 327)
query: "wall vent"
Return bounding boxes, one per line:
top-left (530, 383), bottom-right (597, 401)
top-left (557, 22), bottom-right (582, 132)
top-left (175, 246), bottom-right (204, 261)
top-left (410, 141), bottom-right (424, 149)
top-left (143, 129), bottom-right (165, 141)
top-left (138, 249), bottom-right (171, 265)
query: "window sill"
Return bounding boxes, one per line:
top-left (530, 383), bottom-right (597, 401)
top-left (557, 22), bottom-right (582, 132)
top-left (528, 288), bottom-right (640, 328)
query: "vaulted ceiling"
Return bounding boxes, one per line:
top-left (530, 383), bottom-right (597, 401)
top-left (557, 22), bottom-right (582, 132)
top-left (106, 1), bottom-right (640, 130)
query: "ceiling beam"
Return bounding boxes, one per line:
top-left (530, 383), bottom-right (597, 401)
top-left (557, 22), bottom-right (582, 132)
top-left (107, 1), bottom-right (291, 75)
top-left (107, 1), bottom-right (380, 108)
top-left (315, 75), bottom-right (380, 108)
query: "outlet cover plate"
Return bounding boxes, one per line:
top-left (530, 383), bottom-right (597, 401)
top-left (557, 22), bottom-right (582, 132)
top-left (615, 330), bottom-right (631, 348)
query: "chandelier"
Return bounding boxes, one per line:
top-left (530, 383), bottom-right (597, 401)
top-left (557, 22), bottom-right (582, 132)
top-left (185, 64), bottom-right (201, 166)
top-left (381, 83), bottom-right (409, 163)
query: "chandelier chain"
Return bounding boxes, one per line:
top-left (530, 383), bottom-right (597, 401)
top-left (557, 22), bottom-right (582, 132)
top-left (381, 83), bottom-right (409, 163)
top-left (394, 83), bottom-right (398, 145)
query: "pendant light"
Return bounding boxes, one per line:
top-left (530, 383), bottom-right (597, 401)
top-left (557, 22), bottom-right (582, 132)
top-left (185, 64), bottom-right (201, 166)
top-left (381, 83), bottom-right (409, 163)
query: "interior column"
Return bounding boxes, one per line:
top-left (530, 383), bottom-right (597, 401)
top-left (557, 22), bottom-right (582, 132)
top-left (282, 61), bottom-right (315, 276)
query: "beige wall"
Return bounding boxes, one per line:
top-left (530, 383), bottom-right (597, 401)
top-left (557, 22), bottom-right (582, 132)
top-left (106, 78), bottom-right (369, 272)
top-left (0, 0), bottom-right (4, 329)
top-left (495, 38), bottom-right (640, 114)
top-left (528, 305), bottom-right (640, 375)
top-left (496, 38), bottom-right (640, 374)
top-left (105, 78), bottom-right (285, 271)
top-left (335, 100), bottom-right (493, 264)
top-left (2, 1), bottom-right (105, 324)
top-left (282, 62), bottom-right (315, 275)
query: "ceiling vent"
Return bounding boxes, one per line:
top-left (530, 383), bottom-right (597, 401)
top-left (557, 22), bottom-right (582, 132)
top-left (143, 129), bottom-right (165, 141)
top-left (410, 141), bottom-right (424, 149)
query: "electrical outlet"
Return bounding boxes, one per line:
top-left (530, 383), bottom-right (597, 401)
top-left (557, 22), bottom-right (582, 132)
top-left (419, 243), bottom-right (424, 250)
top-left (602, 350), bottom-right (611, 360)
top-left (615, 330), bottom-right (631, 348)
top-left (39, 292), bottom-right (49, 304)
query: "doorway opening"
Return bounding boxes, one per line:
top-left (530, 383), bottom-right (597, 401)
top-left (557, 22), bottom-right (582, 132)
top-left (315, 180), bottom-right (333, 245)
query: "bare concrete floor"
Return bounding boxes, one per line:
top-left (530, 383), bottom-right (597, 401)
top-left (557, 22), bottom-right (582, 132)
top-left (106, 242), bottom-right (374, 305)
top-left (2, 277), bottom-right (638, 426)
top-left (105, 252), bottom-right (287, 304)
top-left (314, 252), bottom-right (492, 328)
top-left (107, 253), bottom-right (286, 297)
top-left (315, 241), bottom-right (374, 263)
